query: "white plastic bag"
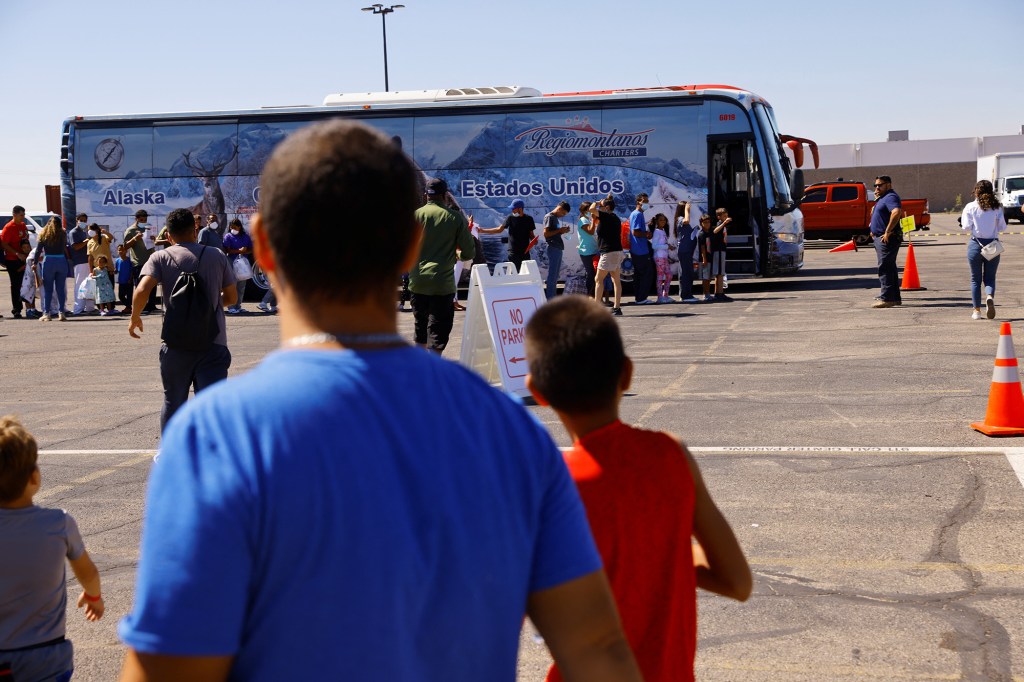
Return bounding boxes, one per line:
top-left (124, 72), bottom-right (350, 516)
top-left (232, 256), bottom-right (253, 281)
top-left (78, 276), bottom-right (97, 300)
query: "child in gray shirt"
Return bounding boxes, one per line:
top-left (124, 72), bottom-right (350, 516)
top-left (0, 416), bottom-right (104, 681)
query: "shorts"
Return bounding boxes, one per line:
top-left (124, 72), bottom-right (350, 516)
top-left (697, 263), bottom-right (711, 281)
top-left (710, 251), bottom-right (726, 276)
top-left (597, 251), bottom-right (625, 271)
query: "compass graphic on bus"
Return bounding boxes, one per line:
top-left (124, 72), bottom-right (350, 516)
top-left (94, 138), bottom-right (125, 172)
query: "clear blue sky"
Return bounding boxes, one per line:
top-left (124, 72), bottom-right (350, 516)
top-left (2, 0), bottom-right (1019, 211)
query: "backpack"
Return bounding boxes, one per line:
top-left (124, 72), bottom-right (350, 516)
top-left (161, 246), bottom-right (219, 351)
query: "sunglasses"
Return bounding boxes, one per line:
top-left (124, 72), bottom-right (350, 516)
top-left (873, 183), bottom-right (887, 188)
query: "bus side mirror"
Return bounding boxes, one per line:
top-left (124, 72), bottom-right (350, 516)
top-left (791, 169), bottom-right (805, 206)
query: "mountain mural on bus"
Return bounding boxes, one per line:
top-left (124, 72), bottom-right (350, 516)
top-left (72, 100), bottom-right (743, 286)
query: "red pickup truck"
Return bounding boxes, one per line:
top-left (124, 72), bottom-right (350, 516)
top-left (801, 181), bottom-right (930, 244)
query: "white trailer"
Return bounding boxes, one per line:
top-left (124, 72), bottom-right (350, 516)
top-left (977, 152), bottom-right (1024, 222)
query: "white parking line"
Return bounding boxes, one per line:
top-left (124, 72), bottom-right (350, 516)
top-left (33, 453), bottom-right (154, 502)
top-left (686, 446), bottom-right (1024, 494)
top-left (38, 447), bottom-right (1024, 493)
top-left (1006, 448), bottom-right (1024, 490)
top-left (40, 450), bottom-right (155, 455)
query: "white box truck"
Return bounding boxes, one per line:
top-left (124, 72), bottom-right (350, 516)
top-left (977, 152), bottom-right (1024, 223)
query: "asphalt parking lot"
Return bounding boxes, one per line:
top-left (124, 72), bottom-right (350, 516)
top-left (3, 214), bottom-right (1024, 680)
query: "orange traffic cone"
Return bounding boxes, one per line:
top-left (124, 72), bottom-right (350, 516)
top-left (900, 242), bottom-right (926, 291)
top-left (971, 322), bottom-right (1024, 436)
top-left (829, 240), bottom-right (857, 253)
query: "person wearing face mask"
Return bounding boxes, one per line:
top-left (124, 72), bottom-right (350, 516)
top-left (86, 223), bottom-right (117, 311)
top-left (123, 210), bottom-right (158, 314)
top-left (197, 214), bottom-right (225, 252)
top-left (478, 198), bottom-right (536, 272)
top-left (69, 212), bottom-right (96, 316)
top-left (222, 218), bottom-right (253, 314)
top-left (629, 193), bottom-right (655, 305)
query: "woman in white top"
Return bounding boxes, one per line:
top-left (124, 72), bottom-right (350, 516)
top-left (961, 179), bottom-right (1007, 320)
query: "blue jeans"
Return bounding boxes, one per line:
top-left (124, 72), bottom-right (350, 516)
top-left (967, 238), bottom-right (999, 308)
top-left (233, 279), bottom-right (247, 309)
top-left (545, 247), bottom-right (563, 299)
top-left (41, 256), bottom-right (69, 314)
top-left (873, 233), bottom-right (902, 302)
top-left (261, 287), bottom-right (276, 307)
top-left (159, 343), bottom-right (231, 431)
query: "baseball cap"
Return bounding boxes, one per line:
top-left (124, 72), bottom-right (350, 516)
top-left (508, 199), bottom-right (525, 211)
top-left (425, 178), bottom-right (448, 195)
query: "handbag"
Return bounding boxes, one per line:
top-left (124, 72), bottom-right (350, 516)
top-left (78, 276), bottom-right (97, 300)
top-left (232, 255), bottom-right (253, 280)
top-left (980, 240), bottom-right (1004, 261)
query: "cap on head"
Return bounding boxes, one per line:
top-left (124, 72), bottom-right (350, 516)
top-left (425, 178), bottom-right (448, 196)
top-left (508, 199), bottom-right (525, 211)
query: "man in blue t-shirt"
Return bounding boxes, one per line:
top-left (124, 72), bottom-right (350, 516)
top-left (118, 121), bottom-right (642, 682)
top-left (628, 193), bottom-right (654, 304)
top-left (870, 175), bottom-right (903, 307)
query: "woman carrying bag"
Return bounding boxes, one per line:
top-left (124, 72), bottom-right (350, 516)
top-left (222, 218), bottom-right (253, 314)
top-left (961, 179), bottom-right (1007, 320)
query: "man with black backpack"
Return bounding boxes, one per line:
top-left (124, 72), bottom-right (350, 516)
top-left (128, 208), bottom-right (237, 430)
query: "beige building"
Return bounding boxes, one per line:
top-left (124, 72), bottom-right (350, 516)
top-left (799, 134), bottom-right (1024, 212)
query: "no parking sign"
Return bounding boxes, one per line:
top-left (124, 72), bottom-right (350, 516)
top-left (459, 262), bottom-right (545, 397)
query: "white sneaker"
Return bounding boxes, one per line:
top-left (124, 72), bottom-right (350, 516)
top-left (986, 296), bottom-right (996, 319)
top-left (972, 310), bottom-right (983, 320)
top-left (57, 312), bottom-right (67, 321)
top-left (40, 314), bottom-right (51, 322)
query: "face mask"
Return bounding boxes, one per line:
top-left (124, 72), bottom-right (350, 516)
top-left (138, 222), bottom-right (148, 229)
top-left (208, 222), bottom-right (218, 231)
top-left (642, 203), bottom-right (650, 210)
top-left (77, 221), bottom-right (86, 229)
top-left (230, 229), bottom-right (240, 236)
top-left (88, 229), bottom-right (97, 237)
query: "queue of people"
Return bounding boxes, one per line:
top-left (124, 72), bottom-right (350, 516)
top-left (1, 120), bottom-right (754, 682)
top-left (0, 208), bottom-right (280, 320)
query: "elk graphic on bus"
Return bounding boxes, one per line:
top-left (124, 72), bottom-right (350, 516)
top-left (183, 144), bottom-right (237, 235)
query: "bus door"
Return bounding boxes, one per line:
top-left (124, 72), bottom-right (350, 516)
top-left (708, 135), bottom-right (762, 275)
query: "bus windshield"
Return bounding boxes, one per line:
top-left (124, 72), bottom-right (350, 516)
top-left (752, 103), bottom-right (794, 211)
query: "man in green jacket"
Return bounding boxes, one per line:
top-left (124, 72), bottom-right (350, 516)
top-left (409, 178), bottom-right (475, 354)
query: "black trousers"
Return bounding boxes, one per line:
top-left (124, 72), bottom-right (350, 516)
top-left (133, 263), bottom-right (158, 311)
top-left (119, 279), bottom-right (134, 309)
top-left (580, 252), bottom-right (597, 297)
top-left (4, 261), bottom-right (22, 315)
top-left (159, 343), bottom-right (231, 431)
top-left (411, 292), bottom-right (456, 354)
top-left (632, 252), bottom-right (654, 302)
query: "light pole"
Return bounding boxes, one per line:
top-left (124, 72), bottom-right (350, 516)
top-left (361, 3), bottom-right (404, 92)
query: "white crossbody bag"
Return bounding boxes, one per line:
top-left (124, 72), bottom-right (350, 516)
top-left (980, 239), bottom-right (1004, 261)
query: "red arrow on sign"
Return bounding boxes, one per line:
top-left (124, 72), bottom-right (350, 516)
top-left (509, 357), bottom-right (526, 363)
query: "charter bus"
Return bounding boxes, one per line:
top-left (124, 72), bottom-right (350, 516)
top-left (59, 84), bottom-right (817, 294)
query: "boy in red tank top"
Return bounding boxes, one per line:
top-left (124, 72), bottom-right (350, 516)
top-left (525, 296), bottom-right (752, 682)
